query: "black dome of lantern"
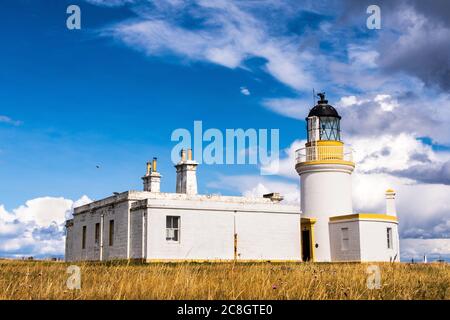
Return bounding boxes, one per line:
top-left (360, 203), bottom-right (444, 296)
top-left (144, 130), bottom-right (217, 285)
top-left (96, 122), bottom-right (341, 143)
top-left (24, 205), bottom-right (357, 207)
top-left (307, 92), bottom-right (341, 119)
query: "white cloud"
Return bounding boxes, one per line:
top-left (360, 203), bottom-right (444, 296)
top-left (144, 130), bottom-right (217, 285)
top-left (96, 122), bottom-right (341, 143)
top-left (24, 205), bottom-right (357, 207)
top-left (207, 174), bottom-right (300, 205)
top-left (347, 45), bottom-right (379, 69)
top-left (104, 0), bottom-right (316, 92)
top-left (0, 196), bottom-right (92, 258)
top-left (0, 115), bottom-right (22, 126)
top-left (339, 95), bottom-right (359, 108)
top-left (85, 0), bottom-right (133, 7)
top-left (373, 94), bottom-right (399, 112)
top-left (262, 97), bottom-right (310, 120)
top-left (13, 197), bottom-right (73, 227)
top-left (401, 238), bottom-right (450, 261)
top-left (260, 139), bottom-right (304, 179)
top-left (240, 86), bottom-right (250, 96)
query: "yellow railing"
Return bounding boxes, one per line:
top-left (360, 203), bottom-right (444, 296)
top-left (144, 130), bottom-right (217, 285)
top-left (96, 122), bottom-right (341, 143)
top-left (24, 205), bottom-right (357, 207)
top-left (296, 145), bottom-right (353, 164)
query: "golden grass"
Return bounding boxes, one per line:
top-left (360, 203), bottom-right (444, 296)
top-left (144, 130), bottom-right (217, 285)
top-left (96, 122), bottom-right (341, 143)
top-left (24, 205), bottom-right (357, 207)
top-left (0, 259), bottom-right (448, 300)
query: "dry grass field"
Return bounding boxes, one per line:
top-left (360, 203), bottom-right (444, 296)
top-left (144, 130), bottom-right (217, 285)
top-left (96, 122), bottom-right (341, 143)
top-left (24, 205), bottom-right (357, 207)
top-left (0, 259), bottom-right (448, 300)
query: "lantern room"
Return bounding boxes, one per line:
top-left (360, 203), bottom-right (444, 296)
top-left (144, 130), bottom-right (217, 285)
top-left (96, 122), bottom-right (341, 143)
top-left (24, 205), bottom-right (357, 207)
top-left (306, 93), bottom-right (341, 143)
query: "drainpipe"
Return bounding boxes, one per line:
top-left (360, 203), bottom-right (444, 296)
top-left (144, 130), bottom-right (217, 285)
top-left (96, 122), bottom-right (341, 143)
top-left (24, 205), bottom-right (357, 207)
top-left (127, 206), bottom-right (131, 260)
top-left (100, 214), bottom-right (104, 261)
top-left (142, 211), bottom-right (146, 260)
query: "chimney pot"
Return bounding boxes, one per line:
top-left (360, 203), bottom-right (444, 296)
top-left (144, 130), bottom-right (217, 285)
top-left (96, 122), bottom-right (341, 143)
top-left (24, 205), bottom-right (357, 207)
top-left (263, 193), bottom-right (284, 203)
top-left (385, 188), bottom-right (397, 216)
top-left (152, 157), bottom-right (157, 172)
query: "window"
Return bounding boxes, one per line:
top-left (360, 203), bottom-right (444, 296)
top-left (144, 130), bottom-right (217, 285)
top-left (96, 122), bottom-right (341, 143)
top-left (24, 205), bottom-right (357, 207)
top-left (82, 226), bottom-right (87, 249)
top-left (95, 223), bottom-right (100, 245)
top-left (341, 227), bottom-right (349, 251)
top-left (387, 228), bottom-right (393, 249)
top-left (319, 116), bottom-right (341, 141)
top-left (166, 216), bottom-right (180, 242)
top-left (109, 220), bottom-right (115, 246)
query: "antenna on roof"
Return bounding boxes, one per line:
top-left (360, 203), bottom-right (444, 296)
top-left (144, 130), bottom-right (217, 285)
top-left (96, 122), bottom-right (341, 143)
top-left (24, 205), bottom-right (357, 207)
top-left (312, 88), bottom-right (315, 107)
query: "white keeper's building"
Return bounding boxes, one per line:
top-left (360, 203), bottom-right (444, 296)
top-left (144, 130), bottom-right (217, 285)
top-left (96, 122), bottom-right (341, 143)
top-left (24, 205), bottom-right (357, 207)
top-left (65, 94), bottom-right (400, 263)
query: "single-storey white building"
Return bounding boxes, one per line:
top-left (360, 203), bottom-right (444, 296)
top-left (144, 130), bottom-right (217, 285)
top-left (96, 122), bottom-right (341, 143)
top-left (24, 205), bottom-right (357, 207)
top-left (65, 93), bottom-right (400, 263)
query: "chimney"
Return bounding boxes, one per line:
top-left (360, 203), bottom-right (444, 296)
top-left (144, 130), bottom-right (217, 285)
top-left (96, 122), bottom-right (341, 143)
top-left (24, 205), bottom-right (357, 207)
top-left (142, 157), bottom-right (161, 192)
top-left (263, 193), bottom-right (284, 203)
top-left (175, 148), bottom-right (198, 195)
top-left (385, 189), bottom-right (396, 217)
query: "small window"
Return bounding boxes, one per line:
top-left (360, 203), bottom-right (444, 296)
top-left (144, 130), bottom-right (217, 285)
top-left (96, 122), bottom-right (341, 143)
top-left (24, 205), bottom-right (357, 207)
top-left (95, 223), bottom-right (100, 245)
top-left (82, 226), bottom-right (87, 249)
top-left (166, 216), bottom-right (180, 242)
top-left (387, 228), bottom-right (393, 249)
top-left (109, 220), bottom-right (115, 246)
top-left (341, 227), bottom-right (349, 251)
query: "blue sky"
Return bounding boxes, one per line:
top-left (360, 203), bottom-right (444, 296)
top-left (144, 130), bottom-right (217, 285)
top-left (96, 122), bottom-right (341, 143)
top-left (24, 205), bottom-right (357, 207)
top-left (0, 0), bottom-right (303, 208)
top-left (1, 0), bottom-right (449, 260)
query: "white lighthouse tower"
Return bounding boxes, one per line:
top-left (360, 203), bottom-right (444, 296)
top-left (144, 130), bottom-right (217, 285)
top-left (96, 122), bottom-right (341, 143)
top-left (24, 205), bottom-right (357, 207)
top-left (296, 93), bottom-right (355, 262)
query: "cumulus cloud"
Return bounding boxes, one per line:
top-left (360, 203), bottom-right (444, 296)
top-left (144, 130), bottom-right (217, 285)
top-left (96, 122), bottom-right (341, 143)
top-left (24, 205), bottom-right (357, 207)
top-left (240, 86), bottom-right (250, 96)
top-left (0, 196), bottom-right (92, 258)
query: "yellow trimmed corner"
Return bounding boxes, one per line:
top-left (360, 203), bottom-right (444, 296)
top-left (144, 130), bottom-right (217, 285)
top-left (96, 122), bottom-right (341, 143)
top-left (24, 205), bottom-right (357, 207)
top-left (329, 213), bottom-right (398, 222)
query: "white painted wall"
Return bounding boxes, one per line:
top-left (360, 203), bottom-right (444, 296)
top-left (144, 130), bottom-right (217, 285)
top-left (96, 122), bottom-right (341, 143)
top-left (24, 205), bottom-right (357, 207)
top-left (329, 219), bottom-right (400, 262)
top-left (359, 220), bottom-right (400, 262)
top-left (146, 208), bottom-right (301, 261)
top-left (147, 208), bottom-right (235, 260)
top-left (235, 212), bottom-right (301, 261)
top-left (298, 163), bottom-right (354, 262)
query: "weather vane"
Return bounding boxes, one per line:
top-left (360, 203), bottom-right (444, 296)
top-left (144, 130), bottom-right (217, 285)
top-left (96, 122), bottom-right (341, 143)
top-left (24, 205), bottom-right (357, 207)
top-left (317, 92), bottom-right (326, 102)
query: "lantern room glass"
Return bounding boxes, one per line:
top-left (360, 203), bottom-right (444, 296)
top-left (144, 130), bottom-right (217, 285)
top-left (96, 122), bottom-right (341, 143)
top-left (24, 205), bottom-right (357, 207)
top-left (319, 116), bottom-right (341, 141)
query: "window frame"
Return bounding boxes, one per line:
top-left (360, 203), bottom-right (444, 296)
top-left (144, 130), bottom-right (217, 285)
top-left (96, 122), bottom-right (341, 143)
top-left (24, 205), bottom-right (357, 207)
top-left (341, 227), bottom-right (349, 251)
top-left (387, 227), bottom-right (393, 249)
top-left (82, 226), bottom-right (87, 250)
top-left (109, 220), bottom-right (115, 247)
top-left (166, 216), bottom-right (180, 243)
top-left (95, 222), bottom-right (100, 245)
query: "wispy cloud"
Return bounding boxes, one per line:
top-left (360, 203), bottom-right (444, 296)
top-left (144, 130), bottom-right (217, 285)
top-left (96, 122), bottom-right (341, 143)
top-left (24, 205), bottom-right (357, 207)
top-left (101, 0), bottom-right (318, 92)
top-left (0, 115), bottom-right (22, 126)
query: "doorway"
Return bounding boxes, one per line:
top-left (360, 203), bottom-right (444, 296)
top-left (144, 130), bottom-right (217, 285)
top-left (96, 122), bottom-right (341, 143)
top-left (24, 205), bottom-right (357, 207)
top-left (302, 230), bottom-right (311, 261)
top-left (300, 217), bottom-right (316, 262)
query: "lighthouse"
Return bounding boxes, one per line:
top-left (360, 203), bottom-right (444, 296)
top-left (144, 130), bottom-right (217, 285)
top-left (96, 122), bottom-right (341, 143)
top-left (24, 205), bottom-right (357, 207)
top-left (296, 93), bottom-right (355, 262)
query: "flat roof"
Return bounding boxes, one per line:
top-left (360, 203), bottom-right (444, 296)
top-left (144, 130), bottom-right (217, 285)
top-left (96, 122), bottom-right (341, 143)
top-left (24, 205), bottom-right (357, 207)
top-left (329, 213), bottom-right (398, 223)
top-left (73, 190), bottom-right (300, 215)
